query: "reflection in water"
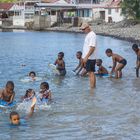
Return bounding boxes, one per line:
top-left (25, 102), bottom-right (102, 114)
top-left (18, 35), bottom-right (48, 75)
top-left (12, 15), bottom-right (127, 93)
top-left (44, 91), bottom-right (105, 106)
top-left (0, 31), bottom-right (140, 139)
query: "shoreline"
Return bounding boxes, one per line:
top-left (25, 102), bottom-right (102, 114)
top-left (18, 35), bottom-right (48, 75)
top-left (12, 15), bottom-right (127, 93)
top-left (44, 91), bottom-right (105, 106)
top-left (1, 23), bottom-right (140, 44)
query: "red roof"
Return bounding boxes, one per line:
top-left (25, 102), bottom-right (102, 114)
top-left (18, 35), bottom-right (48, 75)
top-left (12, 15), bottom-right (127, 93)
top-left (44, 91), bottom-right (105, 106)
top-left (107, 0), bottom-right (121, 8)
top-left (0, 3), bottom-right (14, 11)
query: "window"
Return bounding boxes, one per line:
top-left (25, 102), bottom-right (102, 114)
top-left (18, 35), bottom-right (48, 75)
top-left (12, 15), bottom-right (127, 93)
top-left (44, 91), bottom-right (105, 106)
top-left (108, 9), bottom-right (111, 15)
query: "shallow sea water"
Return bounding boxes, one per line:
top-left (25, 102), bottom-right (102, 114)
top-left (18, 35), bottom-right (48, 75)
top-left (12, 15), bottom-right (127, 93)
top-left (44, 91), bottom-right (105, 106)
top-left (0, 30), bottom-right (140, 140)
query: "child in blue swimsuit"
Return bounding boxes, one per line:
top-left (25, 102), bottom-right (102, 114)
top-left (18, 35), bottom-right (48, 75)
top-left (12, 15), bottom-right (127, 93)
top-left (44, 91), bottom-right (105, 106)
top-left (0, 81), bottom-right (15, 105)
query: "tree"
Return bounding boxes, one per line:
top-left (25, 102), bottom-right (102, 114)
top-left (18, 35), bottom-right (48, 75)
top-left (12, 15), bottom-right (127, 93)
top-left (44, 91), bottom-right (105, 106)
top-left (121, 0), bottom-right (140, 20)
top-left (0, 0), bottom-right (17, 2)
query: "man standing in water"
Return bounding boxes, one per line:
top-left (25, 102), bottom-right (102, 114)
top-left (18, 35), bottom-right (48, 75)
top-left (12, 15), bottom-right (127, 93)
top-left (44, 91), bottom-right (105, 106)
top-left (81, 22), bottom-right (97, 88)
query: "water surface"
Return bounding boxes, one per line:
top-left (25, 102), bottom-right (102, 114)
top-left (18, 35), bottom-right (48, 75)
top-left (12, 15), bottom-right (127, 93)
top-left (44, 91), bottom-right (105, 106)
top-left (0, 31), bottom-right (140, 140)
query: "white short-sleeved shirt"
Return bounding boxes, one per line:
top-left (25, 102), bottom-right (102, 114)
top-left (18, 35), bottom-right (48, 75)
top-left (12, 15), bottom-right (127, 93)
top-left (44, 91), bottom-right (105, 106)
top-left (82, 31), bottom-right (97, 60)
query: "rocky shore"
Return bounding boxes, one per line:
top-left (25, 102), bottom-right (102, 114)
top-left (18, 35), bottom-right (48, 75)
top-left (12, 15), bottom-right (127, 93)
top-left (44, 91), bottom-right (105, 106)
top-left (45, 21), bottom-right (140, 44)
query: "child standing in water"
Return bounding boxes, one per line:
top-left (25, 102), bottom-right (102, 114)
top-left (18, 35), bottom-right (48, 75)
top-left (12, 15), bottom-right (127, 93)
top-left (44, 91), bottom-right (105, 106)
top-left (73, 51), bottom-right (87, 76)
top-left (95, 59), bottom-right (108, 75)
top-left (0, 81), bottom-right (15, 104)
top-left (54, 52), bottom-right (66, 76)
top-left (132, 44), bottom-right (140, 77)
top-left (39, 82), bottom-right (52, 101)
top-left (105, 49), bottom-right (127, 78)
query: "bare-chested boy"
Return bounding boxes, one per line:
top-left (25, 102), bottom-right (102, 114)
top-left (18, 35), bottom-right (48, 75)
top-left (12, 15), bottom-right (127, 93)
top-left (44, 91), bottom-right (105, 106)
top-left (132, 44), bottom-right (140, 77)
top-left (73, 51), bottom-right (87, 76)
top-left (105, 49), bottom-right (127, 78)
top-left (95, 59), bottom-right (108, 76)
top-left (0, 81), bottom-right (15, 104)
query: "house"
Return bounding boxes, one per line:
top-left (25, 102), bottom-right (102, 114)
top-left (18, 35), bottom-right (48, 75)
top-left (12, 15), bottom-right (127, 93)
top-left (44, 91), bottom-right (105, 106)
top-left (34, 0), bottom-right (77, 28)
top-left (74, 0), bottom-right (106, 22)
top-left (24, 0), bottom-right (41, 23)
top-left (0, 3), bottom-right (24, 26)
top-left (91, 0), bottom-right (124, 22)
top-left (104, 0), bottom-right (124, 22)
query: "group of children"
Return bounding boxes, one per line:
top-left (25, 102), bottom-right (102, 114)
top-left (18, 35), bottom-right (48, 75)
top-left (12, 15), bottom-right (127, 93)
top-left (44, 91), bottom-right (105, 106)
top-left (74, 44), bottom-right (140, 79)
top-left (0, 81), bottom-right (52, 125)
top-left (1, 43), bottom-right (140, 125)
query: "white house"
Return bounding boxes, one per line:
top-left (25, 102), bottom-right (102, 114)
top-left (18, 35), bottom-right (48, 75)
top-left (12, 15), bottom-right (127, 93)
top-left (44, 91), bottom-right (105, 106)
top-left (104, 0), bottom-right (124, 22)
top-left (92, 0), bottom-right (124, 22)
top-left (0, 3), bottom-right (24, 26)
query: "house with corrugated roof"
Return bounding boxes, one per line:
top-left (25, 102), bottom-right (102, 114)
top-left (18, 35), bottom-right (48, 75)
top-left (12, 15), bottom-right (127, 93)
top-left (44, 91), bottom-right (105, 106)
top-left (0, 3), bottom-right (24, 26)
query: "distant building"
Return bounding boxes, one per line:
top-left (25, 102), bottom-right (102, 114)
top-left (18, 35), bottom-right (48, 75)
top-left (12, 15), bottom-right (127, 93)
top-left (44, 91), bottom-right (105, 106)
top-left (104, 0), bottom-right (124, 22)
top-left (34, 0), bottom-right (77, 29)
top-left (94, 0), bottom-right (124, 22)
top-left (0, 3), bottom-right (24, 26)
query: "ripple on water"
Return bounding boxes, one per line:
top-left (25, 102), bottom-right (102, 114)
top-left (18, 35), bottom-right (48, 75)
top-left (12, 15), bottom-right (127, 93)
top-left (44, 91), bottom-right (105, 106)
top-left (0, 31), bottom-right (140, 139)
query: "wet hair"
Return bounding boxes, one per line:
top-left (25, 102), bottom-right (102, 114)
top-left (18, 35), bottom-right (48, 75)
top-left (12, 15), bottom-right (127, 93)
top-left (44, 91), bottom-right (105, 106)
top-left (40, 82), bottom-right (49, 90)
top-left (29, 71), bottom-right (36, 77)
top-left (77, 51), bottom-right (82, 56)
top-left (96, 59), bottom-right (102, 63)
top-left (6, 81), bottom-right (14, 88)
top-left (106, 48), bottom-right (112, 53)
top-left (24, 89), bottom-right (35, 98)
top-left (10, 111), bottom-right (19, 119)
top-left (132, 44), bottom-right (138, 49)
top-left (58, 52), bottom-right (64, 58)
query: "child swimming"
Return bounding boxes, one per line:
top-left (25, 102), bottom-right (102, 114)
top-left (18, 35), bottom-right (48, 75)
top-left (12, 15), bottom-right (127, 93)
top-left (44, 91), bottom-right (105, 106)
top-left (95, 59), bottom-right (108, 75)
top-left (10, 111), bottom-right (20, 125)
top-left (73, 51), bottom-right (87, 76)
top-left (54, 52), bottom-right (66, 76)
top-left (29, 71), bottom-right (36, 80)
top-left (0, 81), bottom-right (15, 105)
top-left (22, 89), bottom-right (36, 101)
top-left (105, 49), bottom-right (127, 78)
top-left (10, 109), bottom-right (35, 125)
top-left (39, 82), bottom-right (52, 101)
top-left (132, 44), bottom-right (140, 77)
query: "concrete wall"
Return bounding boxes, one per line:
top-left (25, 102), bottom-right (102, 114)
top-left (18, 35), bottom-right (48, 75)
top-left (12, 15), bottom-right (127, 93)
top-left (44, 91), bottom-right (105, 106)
top-left (13, 16), bottom-right (25, 26)
top-left (105, 8), bottom-right (124, 22)
top-left (34, 15), bottom-right (51, 29)
top-left (92, 8), bottom-right (105, 20)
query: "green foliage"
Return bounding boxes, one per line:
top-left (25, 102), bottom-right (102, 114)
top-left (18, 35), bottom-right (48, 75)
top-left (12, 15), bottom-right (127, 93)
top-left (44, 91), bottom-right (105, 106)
top-left (121, 0), bottom-right (140, 20)
top-left (0, 0), bottom-right (17, 2)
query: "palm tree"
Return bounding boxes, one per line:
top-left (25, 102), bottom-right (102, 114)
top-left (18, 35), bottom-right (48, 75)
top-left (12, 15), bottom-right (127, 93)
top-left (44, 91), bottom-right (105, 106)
top-left (121, 0), bottom-right (140, 20)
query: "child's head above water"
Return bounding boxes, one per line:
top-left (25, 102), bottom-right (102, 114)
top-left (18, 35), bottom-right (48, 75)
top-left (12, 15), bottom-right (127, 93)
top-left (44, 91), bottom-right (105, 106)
top-left (29, 71), bottom-right (36, 79)
top-left (76, 51), bottom-right (82, 59)
top-left (10, 111), bottom-right (20, 125)
top-left (105, 48), bottom-right (112, 57)
top-left (6, 81), bottom-right (14, 94)
top-left (58, 52), bottom-right (64, 60)
top-left (96, 59), bottom-right (102, 66)
top-left (132, 44), bottom-right (139, 52)
top-left (24, 89), bottom-right (35, 99)
top-left (40, 82), bottom-right (49, 93)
